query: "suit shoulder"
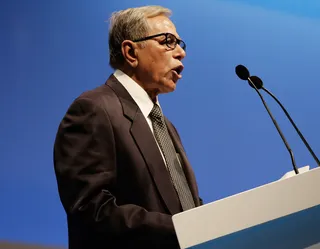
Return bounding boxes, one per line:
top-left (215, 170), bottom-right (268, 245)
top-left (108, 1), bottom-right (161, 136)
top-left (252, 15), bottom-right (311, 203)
top-left (78, 84), bottom-right (114, 101)
top-left (69, 83), bottom-right (119, 110)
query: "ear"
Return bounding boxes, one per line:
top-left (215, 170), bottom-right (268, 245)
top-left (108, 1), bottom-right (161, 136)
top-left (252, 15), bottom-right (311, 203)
top-left (121, 40), bottom-right (139, 68)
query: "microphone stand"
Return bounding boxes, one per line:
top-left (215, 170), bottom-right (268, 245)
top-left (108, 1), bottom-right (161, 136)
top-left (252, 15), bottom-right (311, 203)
top-left (248, 78), bottom-right (299, 174)
top-left (262, 86), bottom-right (320, 167)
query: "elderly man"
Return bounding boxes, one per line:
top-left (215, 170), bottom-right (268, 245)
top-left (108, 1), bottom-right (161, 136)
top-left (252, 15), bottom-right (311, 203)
top-left (53, 5), bottom-right (202, 249)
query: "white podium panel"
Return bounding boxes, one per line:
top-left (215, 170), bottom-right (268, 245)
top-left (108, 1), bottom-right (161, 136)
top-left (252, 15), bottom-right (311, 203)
top-left (173, 167), bottom-right (320, 249)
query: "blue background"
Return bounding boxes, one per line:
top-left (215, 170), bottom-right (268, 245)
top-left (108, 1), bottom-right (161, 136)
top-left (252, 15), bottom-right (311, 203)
top-left (1, 0), bottom-right (320, 247)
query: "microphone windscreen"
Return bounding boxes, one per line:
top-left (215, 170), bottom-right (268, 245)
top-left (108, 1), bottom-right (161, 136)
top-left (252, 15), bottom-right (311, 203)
top-left (235, 65), bottom-right (250, 80)
top-left (249, 75), bottom-right (263, 89)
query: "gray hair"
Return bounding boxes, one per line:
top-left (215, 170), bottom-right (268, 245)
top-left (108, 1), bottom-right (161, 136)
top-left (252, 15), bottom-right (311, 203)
top-left (108, 5), bottom-right (172, 69)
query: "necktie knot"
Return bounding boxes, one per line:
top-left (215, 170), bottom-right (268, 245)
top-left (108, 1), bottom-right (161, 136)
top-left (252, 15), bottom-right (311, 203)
top-left (149, 104), bottom-right (163, 121)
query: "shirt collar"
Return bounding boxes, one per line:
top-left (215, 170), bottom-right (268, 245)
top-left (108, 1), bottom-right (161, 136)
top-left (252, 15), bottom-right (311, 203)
top-left (113, 69), bottom-right (161, 119)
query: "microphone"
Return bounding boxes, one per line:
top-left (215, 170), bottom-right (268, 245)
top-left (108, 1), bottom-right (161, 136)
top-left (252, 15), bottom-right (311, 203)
top-left (250, 75), bottom-right (320, 167)
top-left (235, 64), bottom-right (299, 174)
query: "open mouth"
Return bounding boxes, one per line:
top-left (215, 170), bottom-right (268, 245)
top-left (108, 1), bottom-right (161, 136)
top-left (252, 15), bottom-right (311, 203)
top-left (172, 65), bottom-right (184, 75)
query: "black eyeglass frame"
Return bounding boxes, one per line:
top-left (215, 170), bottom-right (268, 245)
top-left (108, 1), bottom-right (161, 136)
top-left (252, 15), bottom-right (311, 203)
top-left (132, 32), bottom-right (186, 51)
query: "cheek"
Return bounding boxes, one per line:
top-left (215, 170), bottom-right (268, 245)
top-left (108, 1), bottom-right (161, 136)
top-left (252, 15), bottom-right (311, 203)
top-left (140, 51), bottom-right (172, 82)
top-left (150, 61), bottom-right (168, 81)
top-left (151, 53), bottom-right (171, 71)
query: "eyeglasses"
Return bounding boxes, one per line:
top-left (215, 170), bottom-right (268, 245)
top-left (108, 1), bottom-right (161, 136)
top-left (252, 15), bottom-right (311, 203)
top-left (132, 32), bottom-right (186, 51)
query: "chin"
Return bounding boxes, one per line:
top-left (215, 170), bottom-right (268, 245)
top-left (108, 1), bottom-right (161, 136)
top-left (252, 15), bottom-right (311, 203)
top-left (157, 80), bottom-right (177, 94)
top-left (164, 84), bottom-right (176, 93)
top-left (169, 80), bottom-right (178, 90)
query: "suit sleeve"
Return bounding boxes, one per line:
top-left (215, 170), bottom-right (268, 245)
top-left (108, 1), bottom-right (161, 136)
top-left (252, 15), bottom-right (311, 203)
top-left (53, 97), bottom-right (180, 249)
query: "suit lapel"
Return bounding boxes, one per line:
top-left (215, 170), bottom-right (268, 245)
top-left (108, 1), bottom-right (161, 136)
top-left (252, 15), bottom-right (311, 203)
top-left (165, 118), bottom-right (201, 207)
top-left (107, 76), bottom-right (181, 214)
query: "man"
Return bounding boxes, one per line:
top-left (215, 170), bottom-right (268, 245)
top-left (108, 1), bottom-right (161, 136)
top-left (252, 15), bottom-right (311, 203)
top-left (53, 5), bottom-right (202, 249)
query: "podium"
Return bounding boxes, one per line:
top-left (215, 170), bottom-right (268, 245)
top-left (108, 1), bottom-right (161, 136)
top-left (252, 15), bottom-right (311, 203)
top-left (172, 166), bottom-right (320, 249)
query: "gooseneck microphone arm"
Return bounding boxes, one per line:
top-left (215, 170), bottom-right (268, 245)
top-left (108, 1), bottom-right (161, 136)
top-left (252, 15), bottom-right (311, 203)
top-left (262, 86), bottom-right (320, 167)
top-left (247, 78), bottom-right (299, 174)
top-left (235, 64), bottom-right (299, 174)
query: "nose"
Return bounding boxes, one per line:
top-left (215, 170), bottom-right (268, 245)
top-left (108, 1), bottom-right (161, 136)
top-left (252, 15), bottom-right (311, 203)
top-left (173, 44), bottom-right (186, 61)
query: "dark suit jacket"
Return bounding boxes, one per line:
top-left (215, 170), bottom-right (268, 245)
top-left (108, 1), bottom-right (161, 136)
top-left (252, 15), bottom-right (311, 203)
top-left (53, 75), bottom-right (202, 249)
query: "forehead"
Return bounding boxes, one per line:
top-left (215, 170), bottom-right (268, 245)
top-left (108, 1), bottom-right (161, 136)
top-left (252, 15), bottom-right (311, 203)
top-left (147, 15), bottom-right (179, 37)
